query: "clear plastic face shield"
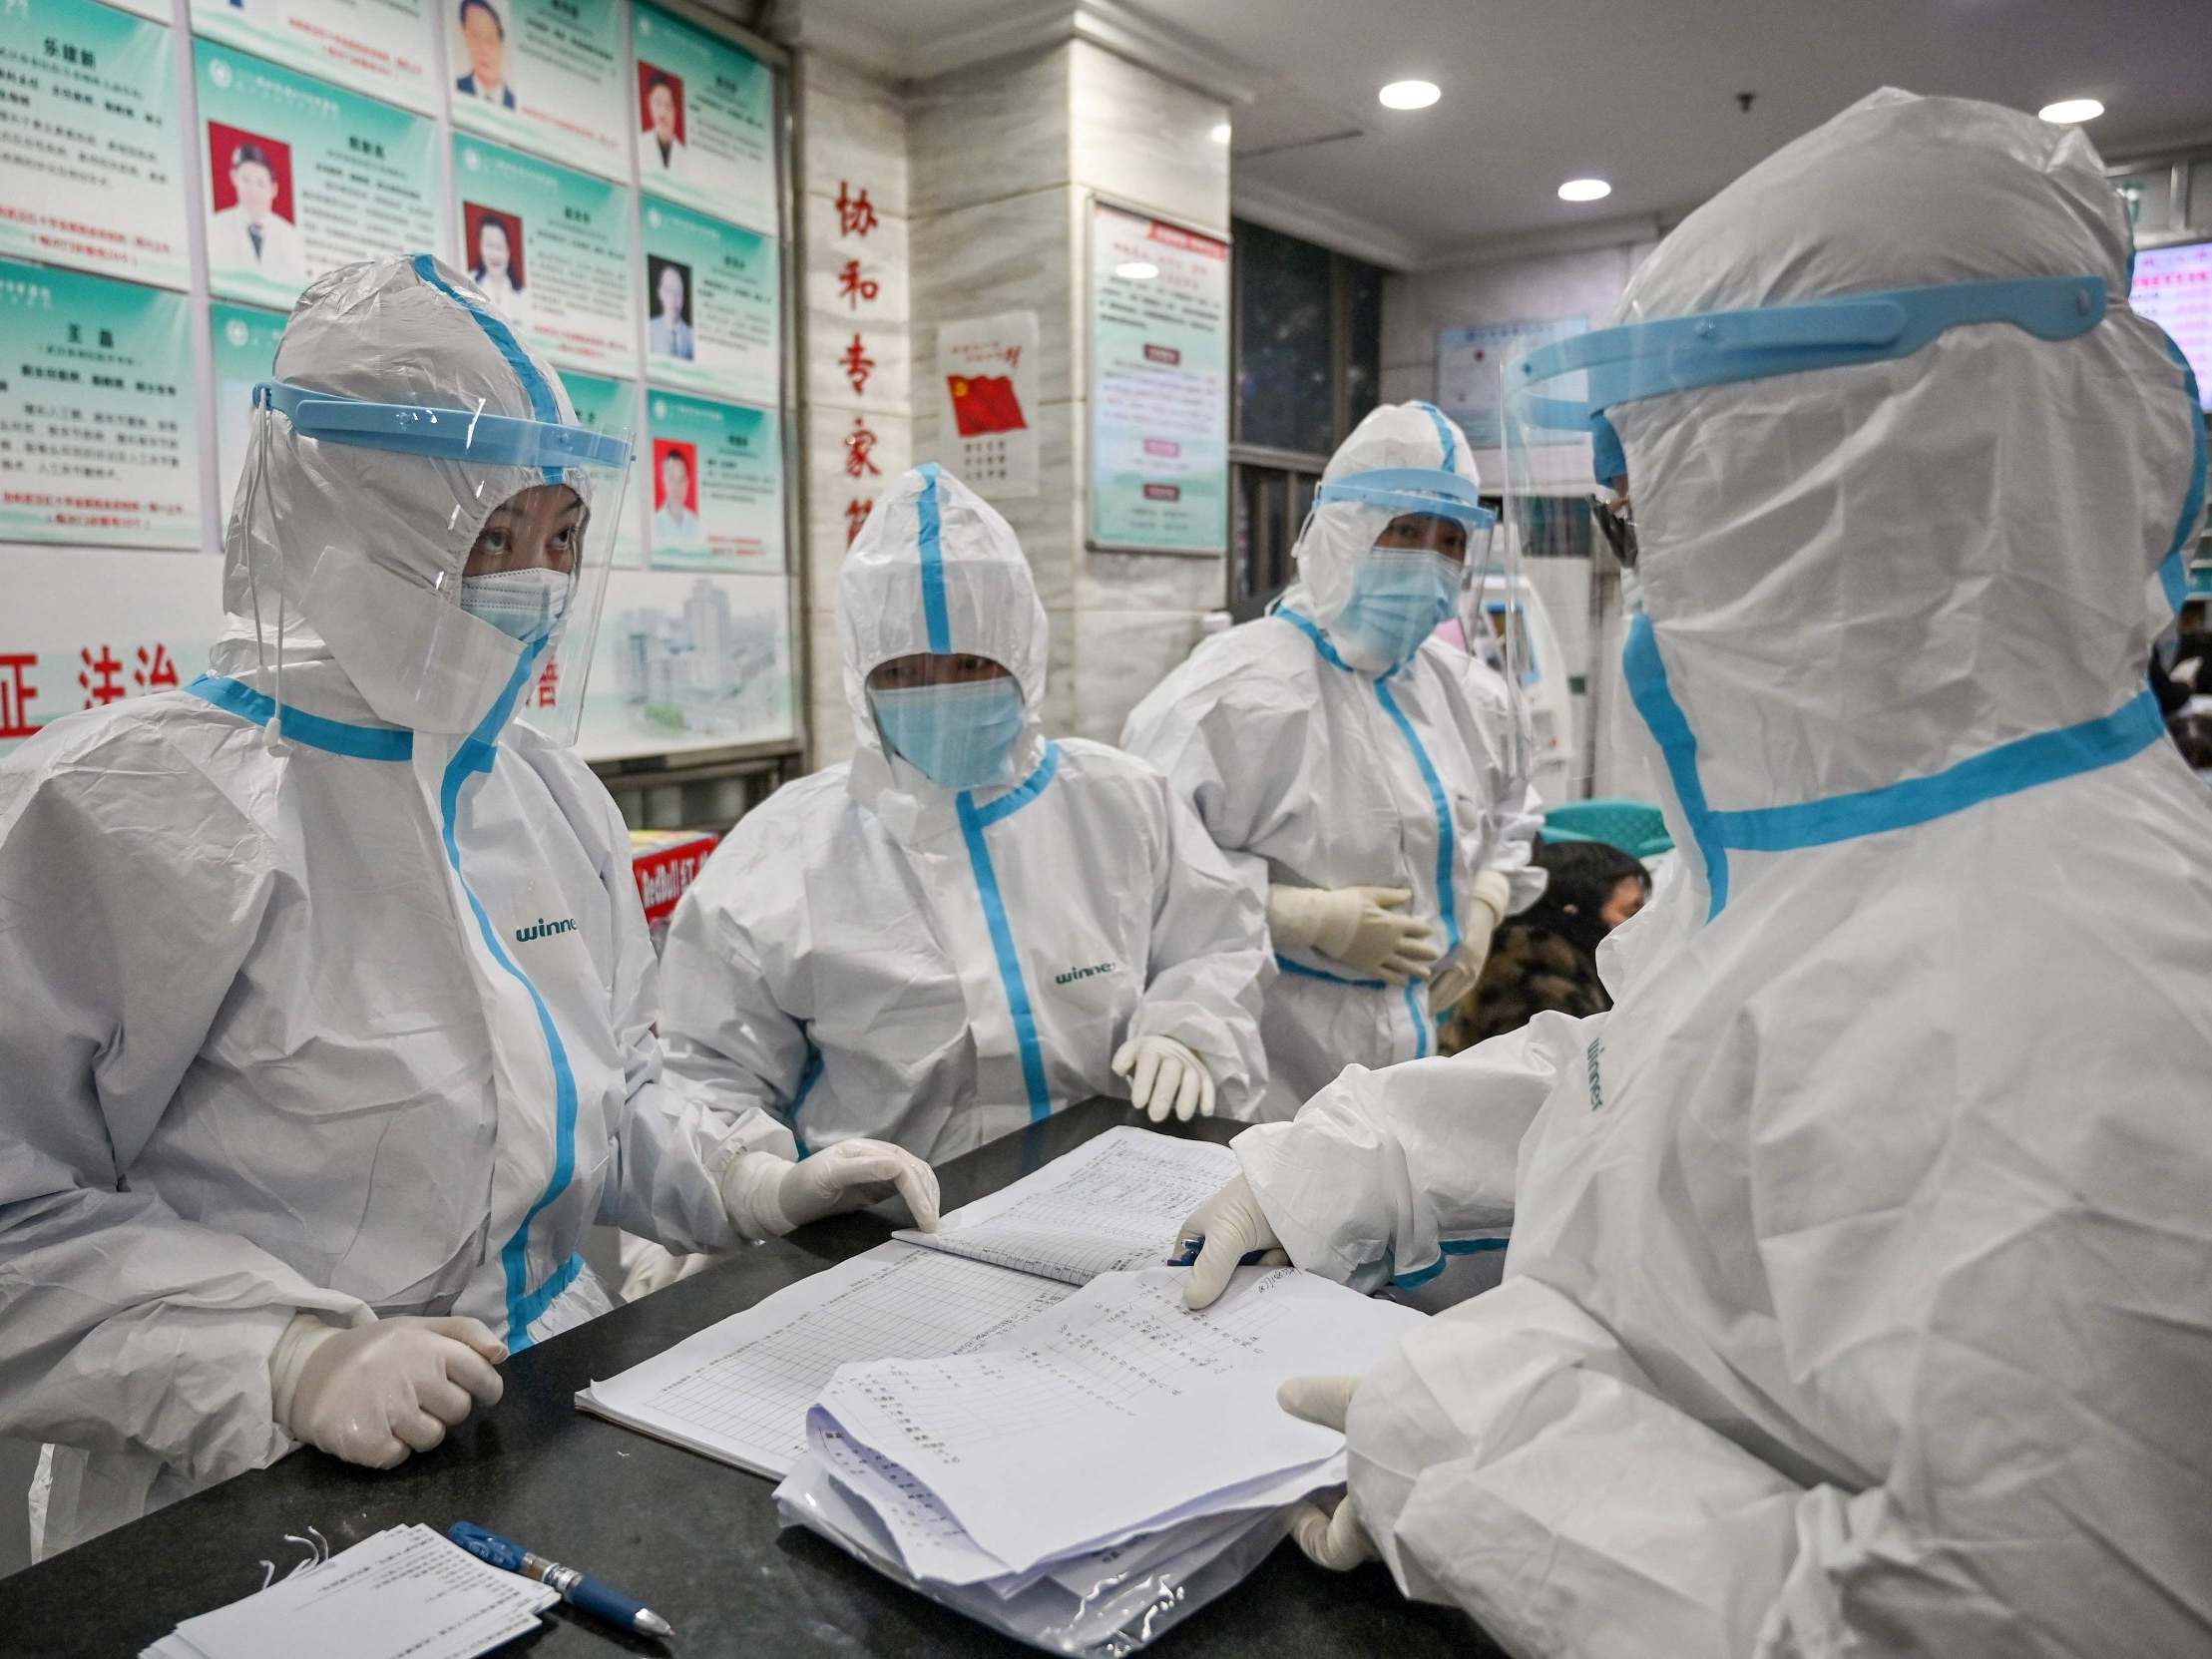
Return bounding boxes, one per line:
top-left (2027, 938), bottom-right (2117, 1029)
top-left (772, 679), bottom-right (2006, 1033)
top-left (240, 378), bottom-right (633, 744)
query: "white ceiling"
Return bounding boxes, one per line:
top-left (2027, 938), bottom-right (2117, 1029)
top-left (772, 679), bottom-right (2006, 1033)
top-left (799, 0), bottom-right (2212, 266)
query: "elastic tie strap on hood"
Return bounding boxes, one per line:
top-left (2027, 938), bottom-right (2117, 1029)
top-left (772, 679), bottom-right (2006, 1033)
top-left (915, 461), bottom-right (951, 652)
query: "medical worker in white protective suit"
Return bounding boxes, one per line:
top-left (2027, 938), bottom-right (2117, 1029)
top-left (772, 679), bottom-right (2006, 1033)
top-left (1122, 402), bottom-right (1545, 1118)
top-left (0, 256), bottom-right (934, 1559)
top-left (658, 464), bottom-right (1272, 1163)
top-left (1176, 91), bottom-right (2212, 1655)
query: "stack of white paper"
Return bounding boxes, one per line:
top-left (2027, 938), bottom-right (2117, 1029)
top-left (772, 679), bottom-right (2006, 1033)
top-left (774, 1265), bottom-right (1427, 1650)
top-left (142, 1524), bottom-right (559, 1659)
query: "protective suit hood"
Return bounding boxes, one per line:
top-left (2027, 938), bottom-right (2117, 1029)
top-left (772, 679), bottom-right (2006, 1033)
top-left (211, 255), bottom-right (598, 735)
top-left (840, 464), bottom-right (1050, 835)
top-left (1282, 400), bottom-right (1485, 669)
top-left (1604, 89), bottom-right (2206, 916)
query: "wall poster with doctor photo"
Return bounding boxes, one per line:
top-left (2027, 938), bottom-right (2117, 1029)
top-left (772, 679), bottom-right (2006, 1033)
top-left (451, 133), bottom-right (638, 374)
top-left (446, 0), bottom-right (631, 182)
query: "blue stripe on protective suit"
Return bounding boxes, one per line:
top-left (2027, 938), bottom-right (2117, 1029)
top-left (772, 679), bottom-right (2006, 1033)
top-left (956, 746), bottom-right (1061, 1122)
top-left (435, 641), bottom-right (581, 1349)
top-left (916, 461), bottom-right (951, 652)
top-left (1627, 613), bottom-right (2172, 921)
top-left (1278, 607), bottom-right (1454, 1054)
top-left (2158, 336), bottom-right (2207, 613)
top-left (1622, 616), bottom-right (1730, 921)
top-left (1390, 1235), bottom-right (1512, 1290)
top-left (186, 674), bottom-right (413, 761)
top-left (1273, 953), bottom-right (1384, 989)
top-left (1413, 401), bottom-right (1459, 472)
top-left (411, 252), bottom-right (563, 485)
top-left (1708, 690), bottom-right (2167, 853)
top-left (787, 1046), bottom-right (822, 1158)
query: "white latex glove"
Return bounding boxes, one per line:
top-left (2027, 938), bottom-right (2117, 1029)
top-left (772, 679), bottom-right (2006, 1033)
top-left (1277, 1374), bottom-right (1379, 1569)
top-left (1111, 1035), bottom-right (1216, 1122)
top-left (617, 1233), bottom-right (715, 1302)
top-left (1430, 869), bottom-right (1512, 1013)
top-left (719, 1140), bottom-right (941, 1239)
top-left (271, 1313), bottom-right (506, 1470)
top-left (1176, 1173), bottom-right (1287, 1310)
top-left (1267, 884), bottom-right (1441, 985)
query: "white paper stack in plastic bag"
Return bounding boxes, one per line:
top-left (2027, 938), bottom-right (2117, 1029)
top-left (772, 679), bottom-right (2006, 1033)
top-left (773, 1265), bottom-right (1427, 1654)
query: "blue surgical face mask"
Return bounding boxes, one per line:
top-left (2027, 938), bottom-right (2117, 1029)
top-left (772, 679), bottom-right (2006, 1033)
top-left (1332, 549), bottom-right (1461, 669)
top-left (869, 676), bottom-right (1027, 790)
top-left (460, 567), bottom-right (571, 642)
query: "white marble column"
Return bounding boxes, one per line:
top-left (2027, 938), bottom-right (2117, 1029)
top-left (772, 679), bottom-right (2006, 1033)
top-left (906, 40), bottom-right (1229, 743)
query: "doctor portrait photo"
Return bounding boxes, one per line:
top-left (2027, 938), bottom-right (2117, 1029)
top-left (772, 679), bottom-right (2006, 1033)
top-left (465, 207), bottom-right (529, 327)
top-left (647, 256), bottom-right (695, 361)
top-left (637, 66), bottom-right (690, 181)
top-left (453, 0), bottom-right (518, 109)
top-left (205, 127), bottom-right (307, 288)
top-left (651, 440), bottom-right (703, 550)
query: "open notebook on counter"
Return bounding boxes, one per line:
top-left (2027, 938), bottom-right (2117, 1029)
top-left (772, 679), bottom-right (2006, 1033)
top-left (577, 1128), bottom-right (1240, 1477)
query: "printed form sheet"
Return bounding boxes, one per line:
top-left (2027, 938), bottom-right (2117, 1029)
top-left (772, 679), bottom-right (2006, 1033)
top-left (813, 1266), bottom-right (1426, 1573)
top-left (894, 1126), bottom-right (1238, 1284)
top-left (578, 1242), bottom-right (1073, 1477)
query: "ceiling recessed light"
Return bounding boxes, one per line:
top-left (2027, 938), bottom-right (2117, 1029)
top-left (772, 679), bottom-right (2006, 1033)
top-left (2038, 97), bottom-right (2104, 124)
top-left (1115, 259), bottom-right (1160, 280)
top-left (1558, 178), bottom-right (1612, 203)
top-left (1209, 122), bottom-right (1232, 145)
top-left (1378, 80), bottom-right (1441, 111)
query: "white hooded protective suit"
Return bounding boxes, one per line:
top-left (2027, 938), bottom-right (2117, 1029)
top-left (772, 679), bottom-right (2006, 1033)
top-left (0, 257), bottom-right (779, 1558)
top-left (659, 465), bottom-right (1271, 1159)
top-left (1229, 92), bottom-right (2212, 1655)
top-left (1121, 402), bottom-right (1544, 1117)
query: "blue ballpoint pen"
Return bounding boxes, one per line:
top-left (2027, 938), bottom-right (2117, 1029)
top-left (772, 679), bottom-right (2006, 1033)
top-left (448, 1521), bottom-right (674, 1640)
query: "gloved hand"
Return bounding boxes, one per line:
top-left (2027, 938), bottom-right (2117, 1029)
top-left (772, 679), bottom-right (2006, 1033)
top-left (1267, 885), bottom-right (1441, 985)
top-left (1429, 869), bottom-right (1512, 1013)
top-left (720, 1140), bottom-right (941, 1239)
top-left (271, 1313), bottom-right (507, 1470)
top-left (1177, 1173), bottom-right (1287, 1309)
top-left (1277, 1374), bottom-right (1379, 1569)
top-left (1111, 1035), bottom-right (1216, 1123)
top-left (616, 1234), bottom-right (715, 1302)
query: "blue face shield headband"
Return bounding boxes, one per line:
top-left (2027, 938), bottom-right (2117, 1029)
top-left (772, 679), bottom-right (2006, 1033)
top-left (1507, 273), bottom-right (2110, 485)
top-left (1313, 466), bottom-right (1498, 531)
top-left (252, 379), bottom-right (633, 475)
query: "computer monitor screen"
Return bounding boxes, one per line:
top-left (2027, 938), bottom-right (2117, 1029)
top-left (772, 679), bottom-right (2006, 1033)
top-left (2131, 240), bottom-right (2212, 409)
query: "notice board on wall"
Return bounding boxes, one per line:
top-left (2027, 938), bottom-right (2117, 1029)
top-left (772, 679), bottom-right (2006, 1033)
top-left (1, 0), bottom-right (795, 765)
top-left (1087, 201), bottom-right (1230, 556)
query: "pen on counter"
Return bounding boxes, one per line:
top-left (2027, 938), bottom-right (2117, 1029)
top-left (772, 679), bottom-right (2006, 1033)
top-left (1164, 1233), bottom-right (1269, 1269)
top-left (448, 1520), bottom-right (674, 1640)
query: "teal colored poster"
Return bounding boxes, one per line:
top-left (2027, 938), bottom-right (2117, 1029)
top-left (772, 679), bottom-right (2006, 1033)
top-left (0, 0), bottom-right (188, 289)
top-left (1088, 204), bottom-right (1230, 554)
top-left (0, 259), bottom-right (201, 548)
top-left (195, 40), bottom-right (442, 309)
top-left (640, 196), bottom-right (777, 404)
top-left (453, 134), bottom-right (637, 374)
top-left (447, 0), bottom-right (630, 182)
top-left (645, 390), bottom-right (782, 571)
top-left (558, 370), bottom-right (644, 569)
top-left (210, 300), bottom-right (288, 529)
top-left (189, 0), bottom-right (440, 115)
top-left (630, 4), bottom-right (775, 233)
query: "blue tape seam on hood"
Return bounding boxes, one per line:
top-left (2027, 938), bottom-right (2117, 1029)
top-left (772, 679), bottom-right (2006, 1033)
top-left (1626, 616), bottom-right (2173, 916)
top-left (1413, 401), bottom-right (1459, 472)
top-left (1389, 1234), bottom-right (1511, 1290)
top-left (2158, 336), bottom-right (2207, 613)
top-left (435, 640), bottom-right (581, 1349)
top-left (186, 673), bottom-right (414, 760)
top-left (956, 743), bottom-right (1061, 1122)
top-left (916, 461), bottom-right (951, 653)
top-left (411, 253), bottom-right (565, 486)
